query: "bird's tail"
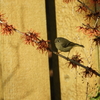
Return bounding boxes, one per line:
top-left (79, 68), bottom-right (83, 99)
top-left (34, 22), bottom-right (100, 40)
top-left (78, 44), bottom-right (84, 48)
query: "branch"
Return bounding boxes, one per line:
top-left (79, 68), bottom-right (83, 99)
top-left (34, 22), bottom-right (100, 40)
top-left (77, 0), bottom-right (94, 13)
top-left (94, 17), bottom-right (100, 28)
top-left (0, 21), bottom-right (23, 34)
top-left (82, 23), bottom-right (100, 32)
top-left (51, 50), bottom-right (100, 77)
top-left (0, 21), bottom-right (40, 44)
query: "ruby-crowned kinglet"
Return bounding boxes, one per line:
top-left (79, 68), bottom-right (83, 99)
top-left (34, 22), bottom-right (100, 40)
top-left (55, 37), bottom-right (84, 52)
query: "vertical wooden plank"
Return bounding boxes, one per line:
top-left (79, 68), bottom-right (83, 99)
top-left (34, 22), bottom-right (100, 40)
top-left (45, 0), bottom-right (61, 100)
top-left (0, 0), bottom-right (50, 100)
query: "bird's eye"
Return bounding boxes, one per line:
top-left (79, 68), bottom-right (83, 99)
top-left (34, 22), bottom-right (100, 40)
top-left (55, 39), bottom-right (60, 43)
top-left (57, 40), bottom-right (60, 42)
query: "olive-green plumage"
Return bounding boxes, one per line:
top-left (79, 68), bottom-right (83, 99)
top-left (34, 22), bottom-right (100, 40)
top-left (55, 37), bottom-right (84, 52)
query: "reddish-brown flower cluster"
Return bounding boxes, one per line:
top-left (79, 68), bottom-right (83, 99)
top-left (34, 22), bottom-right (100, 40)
top-left (93, 36), bottom-right (100, 45)
top-left (85, 13), bottom-right (93, 21)
top-left (63, 0), bottom-right (75, 3)
top-left (22, 31), bottom-right (50, 53)
top-left (75, 5), bottom-right (87, 13)
top-left (94, 12), bottom-right (100, 18)
top-left (0, 13), bottom-right (6, 23)
top-left (22, 31), bottom-right (40, 45)
top-left (0, 12), bottom-right (50, 53)
top-left (0, 13), bottom-right (15, 35)
top-left (85, 12), bottom-right (100, 21)
top-left (36, 39), bottom-right (50, 53)
top-left (78, 24), bottom-right (100, 37)
top-left (83, 67), bottom-right (97, 77)
top-left (76, 0), bottom-right (100, 43)
top-left (0, 23), bottom-right (15, 35)
top-left (68, 53), bottom-right (83, 68)
top-left (89, 0), bottom-right (100, 4)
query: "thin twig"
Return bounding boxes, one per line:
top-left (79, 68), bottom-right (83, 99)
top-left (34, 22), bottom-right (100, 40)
top-left (82, 23), bottom-right (100, 34)
top-left (14, 29), bottom-right (23, 34)
top-left (94, 17), bottom-right (100, 28)
top-left (0, 20), bottom-right (3, 23)
top-left (77, 0), bottom-right (94, 13)
top-left (0, 21), bottom-right (23, 34)
top-left (82, 23), bottom-right (93, 29)
top-left (82, 23), bottom-right (100, 31)
top-left (86, 82), bottom-right (89, 100)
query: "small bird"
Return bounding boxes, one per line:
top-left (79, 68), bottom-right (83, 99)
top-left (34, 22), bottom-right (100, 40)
top-left (55, 37), bottom-right (84, 52)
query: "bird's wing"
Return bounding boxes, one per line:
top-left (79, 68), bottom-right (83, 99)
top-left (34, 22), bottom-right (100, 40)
top-left (62, 41), bottom-right (75, 48)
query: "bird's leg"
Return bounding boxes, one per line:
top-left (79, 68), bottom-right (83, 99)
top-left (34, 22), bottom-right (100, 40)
top-left (57, 50), bottom-right (62, 54)
top-left (67, 52), bottom-right (70, 57)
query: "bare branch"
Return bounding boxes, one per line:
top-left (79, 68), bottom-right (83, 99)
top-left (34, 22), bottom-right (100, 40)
top-left (77, 0), bottom-right (94, 13)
